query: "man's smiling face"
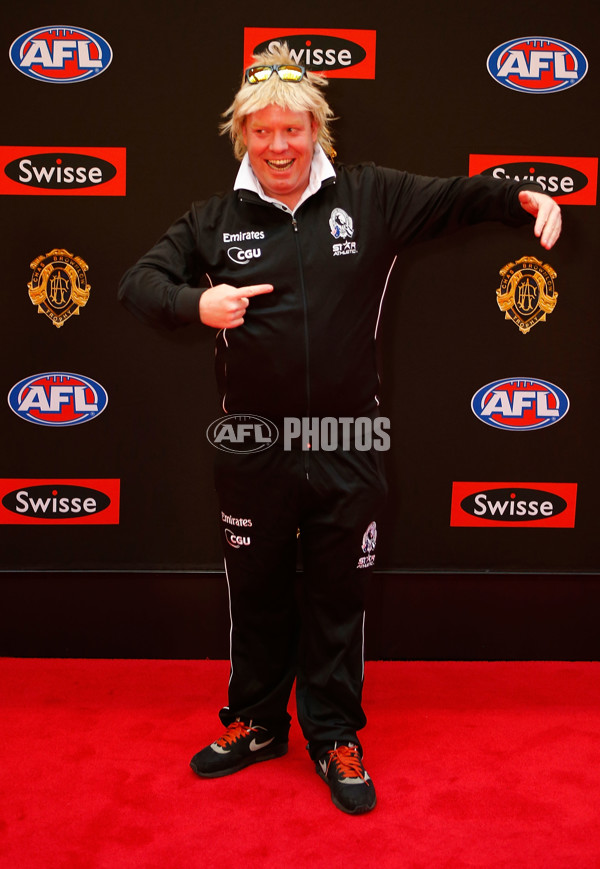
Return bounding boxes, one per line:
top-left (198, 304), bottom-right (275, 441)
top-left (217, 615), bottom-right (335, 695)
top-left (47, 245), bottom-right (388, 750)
top-left (242, 104), bottom-right (319, 210)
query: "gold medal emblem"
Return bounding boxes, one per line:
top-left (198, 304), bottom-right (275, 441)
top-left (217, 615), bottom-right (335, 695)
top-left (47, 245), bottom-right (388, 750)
top-left (496, 256), bottom-right (557, 334)
top-left (28, 249), bottom-right (90, 328)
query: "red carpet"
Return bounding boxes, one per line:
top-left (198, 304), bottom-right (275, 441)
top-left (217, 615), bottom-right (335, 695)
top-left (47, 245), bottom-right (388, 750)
top-left (2, 659), bottom-right (600, 868)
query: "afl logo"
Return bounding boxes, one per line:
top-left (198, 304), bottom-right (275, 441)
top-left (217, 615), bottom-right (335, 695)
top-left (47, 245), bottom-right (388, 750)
top-left (471, 377), bottom-right (569, 431)
top-left (487, 37), bottom-right (588, 93)
top-left (10, 26), bottom-right (113, 83)
top-left (8, 372), bottom-right (108, 426)
top-left (206, 414), bottom-right (278, 453)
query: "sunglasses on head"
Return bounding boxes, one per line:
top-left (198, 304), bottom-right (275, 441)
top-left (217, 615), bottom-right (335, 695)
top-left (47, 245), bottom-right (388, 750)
top-left (245, 64), bottom-right (306, 84)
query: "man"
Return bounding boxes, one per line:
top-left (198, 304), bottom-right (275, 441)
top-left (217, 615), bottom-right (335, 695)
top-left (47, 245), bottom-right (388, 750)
top-left (118, 43), bottom-right (561, 815)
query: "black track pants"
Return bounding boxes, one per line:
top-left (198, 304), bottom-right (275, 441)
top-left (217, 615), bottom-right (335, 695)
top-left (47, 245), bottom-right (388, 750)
top-left (214, 444), bottom-right (387, 761)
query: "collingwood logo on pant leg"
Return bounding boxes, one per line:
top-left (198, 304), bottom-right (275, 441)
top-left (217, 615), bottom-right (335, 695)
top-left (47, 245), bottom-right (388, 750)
top-left (357, 520), bottom-right (377, 568)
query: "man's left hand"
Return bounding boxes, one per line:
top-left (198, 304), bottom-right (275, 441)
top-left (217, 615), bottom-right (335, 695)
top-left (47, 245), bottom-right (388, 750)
top-left (518, 190), bottom-right (562, 250)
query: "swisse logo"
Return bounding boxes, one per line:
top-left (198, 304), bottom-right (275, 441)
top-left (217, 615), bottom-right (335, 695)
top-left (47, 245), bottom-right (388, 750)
top-left (0, 479), bottom-right (120, 525)
top-left (8, 372), bottom-right (108, 426)
top-left (469, 155), bottom-right (598, 206)
top-left (471, 377), bottom-right (569, 431)
top-left (450, 482), bottom-right (577, 528)
top-left (206, 415), bottom-right (279, 453)
top-left (227, 246), bottom-right (262, 265)
top-left (0, 147), bottom-right (126, 196)
top-left (487, 37), bottom-right (588, 93)
top-left (244, 28), bottom-right (376, 79)
top-left (10, 26), bottom-right (112, 83)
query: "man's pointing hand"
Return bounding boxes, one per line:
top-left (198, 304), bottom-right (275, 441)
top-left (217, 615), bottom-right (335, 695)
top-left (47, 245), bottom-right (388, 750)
top-left (199, 283), bottom-right (274, 328)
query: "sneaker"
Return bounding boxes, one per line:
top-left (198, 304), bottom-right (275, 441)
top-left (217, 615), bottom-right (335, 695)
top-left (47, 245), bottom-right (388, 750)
top-left (190, 718), bottom-right (288, 778)
top-left (316, 743), bottom-right (376, 814)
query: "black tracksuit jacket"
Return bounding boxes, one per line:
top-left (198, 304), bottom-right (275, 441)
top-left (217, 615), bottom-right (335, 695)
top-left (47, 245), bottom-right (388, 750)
top-left (118, 164), bottom-right (539, 421)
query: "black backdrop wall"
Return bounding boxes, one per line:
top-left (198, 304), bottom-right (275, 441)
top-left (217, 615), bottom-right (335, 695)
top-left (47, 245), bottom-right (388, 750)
top-left (1, 0), bottom-right (599, 658)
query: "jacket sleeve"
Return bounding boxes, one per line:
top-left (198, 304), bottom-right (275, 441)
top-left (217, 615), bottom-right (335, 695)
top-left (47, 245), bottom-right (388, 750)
top-left (118, 205), bottom-right (206, 329)
top-left (373, 167), bottom-right (542, 250)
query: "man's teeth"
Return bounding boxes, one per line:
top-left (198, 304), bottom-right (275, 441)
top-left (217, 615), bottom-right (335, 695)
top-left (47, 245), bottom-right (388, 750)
top-left (267, 159), bottom-right (294, 170)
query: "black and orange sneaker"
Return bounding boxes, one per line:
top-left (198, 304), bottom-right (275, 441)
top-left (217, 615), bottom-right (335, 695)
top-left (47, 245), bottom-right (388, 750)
top-left (316, 743), bottom-right (377, 814)
top-left (190, 718), bottom-right (288, 778)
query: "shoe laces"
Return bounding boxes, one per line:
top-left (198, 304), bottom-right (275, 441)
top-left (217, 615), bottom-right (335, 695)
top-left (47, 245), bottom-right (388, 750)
top-left (326, 744), bottom-right (370, 783)
top-left (215, 718), bottom-right (256, 748)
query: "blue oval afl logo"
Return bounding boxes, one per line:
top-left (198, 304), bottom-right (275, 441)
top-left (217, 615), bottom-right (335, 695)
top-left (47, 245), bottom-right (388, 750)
top-left (471, 377), bottom-right (569, 431)
top-left (206, 414), bottom-right (278, 453)
top-left (487, 36), bottom-right (587, 93)
top-left (8, 372), bottom-right (108, 426)
top-left (10, 26), bottom-right (113, 83)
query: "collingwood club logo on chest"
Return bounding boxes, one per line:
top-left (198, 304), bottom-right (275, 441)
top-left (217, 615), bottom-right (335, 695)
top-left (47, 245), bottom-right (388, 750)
top-left (329, 208), bottom-right (358, 256)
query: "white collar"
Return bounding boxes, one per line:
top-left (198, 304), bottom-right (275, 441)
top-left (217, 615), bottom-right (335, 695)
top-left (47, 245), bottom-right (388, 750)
top-left (234, 143), bottom-right (336, 214)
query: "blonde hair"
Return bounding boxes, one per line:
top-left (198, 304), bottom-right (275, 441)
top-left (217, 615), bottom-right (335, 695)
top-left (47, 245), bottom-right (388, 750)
top-left (221, 42), bottom-right (336, 161)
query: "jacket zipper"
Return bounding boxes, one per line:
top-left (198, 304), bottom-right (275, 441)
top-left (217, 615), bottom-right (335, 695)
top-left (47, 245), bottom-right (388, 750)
top-left (291, 215), bottom-right (312, 479)
top-left (239, 190), bottom-right (336, 478)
